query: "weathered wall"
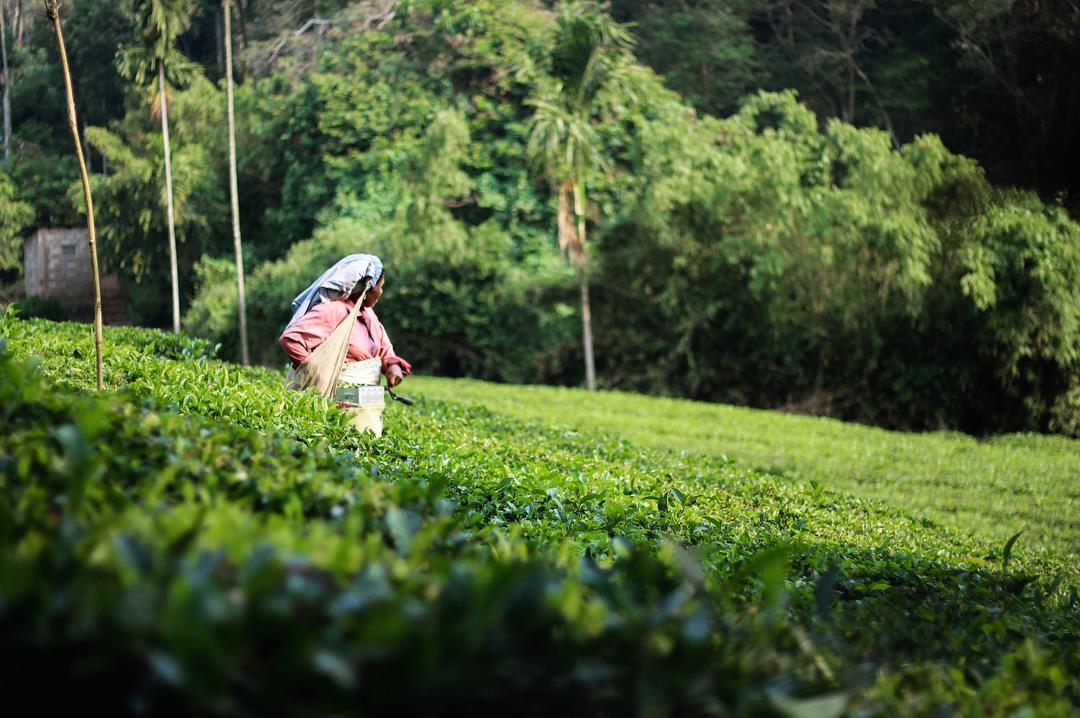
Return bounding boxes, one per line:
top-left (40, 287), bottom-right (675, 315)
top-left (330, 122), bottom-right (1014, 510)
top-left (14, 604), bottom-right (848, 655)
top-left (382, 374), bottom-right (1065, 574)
top-left (24, 228), bottom-right (128, 324)
top-left (24, 228), bottom-right (91, 304)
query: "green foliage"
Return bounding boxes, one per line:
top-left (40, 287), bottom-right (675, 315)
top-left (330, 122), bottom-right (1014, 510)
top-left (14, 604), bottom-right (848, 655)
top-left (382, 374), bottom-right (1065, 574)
top-left (6, 149), bottom-right (82, 229)
top-left (961, 193), bottom-right (1080, 371)
top-left (610, 0), bottom-right (757, 117)
top-left (82, 78), bottom-right (228, 326)
top-left (65, 0), bottom-right (134, 127)
top-left (186, 215), bottom-right (573, 378)
top-left (1049, 376), bottom-right (1080, 438)
top-left (411, 374), bottom-right (1080, 575)
top-left (9, 295), bottom-right (73, 321)
top-left (2, 315), bottom-right (1078, 713)
top-left (180, 2), bottom-right (1080, 436)
top-left (526, 0), bottom-right (639, 263)
top-left (612, 0), bottom-right (1080, 217)
top-left (185, 226), bottom-right (347, 364)
top-left (11, 0), bottom-right (1080, 438)
top-left (0, 172), bottom-right (34, 272)
top-left (593, 89), bottom-right (1080, 433)
top-left (116, 0), bottom-right (200, 86)
top-left (377, 222), bottom-right (571, 382)
top-left (394, 108), bottom-right (472, 249)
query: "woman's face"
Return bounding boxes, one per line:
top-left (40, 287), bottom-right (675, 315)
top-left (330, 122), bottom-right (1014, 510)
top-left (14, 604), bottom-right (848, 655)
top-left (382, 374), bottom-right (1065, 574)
top-left (362, 275), bottom-right (385, 308)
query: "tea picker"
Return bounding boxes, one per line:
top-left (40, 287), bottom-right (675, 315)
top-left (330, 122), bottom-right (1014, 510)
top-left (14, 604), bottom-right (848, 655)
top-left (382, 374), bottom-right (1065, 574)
top-left (278, 254), bottom-right (414, 436)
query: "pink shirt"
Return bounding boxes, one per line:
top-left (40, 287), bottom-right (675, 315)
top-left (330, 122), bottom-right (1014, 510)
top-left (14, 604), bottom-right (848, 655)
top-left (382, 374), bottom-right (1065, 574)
top-left (278, 299), bottom-right (411, 375)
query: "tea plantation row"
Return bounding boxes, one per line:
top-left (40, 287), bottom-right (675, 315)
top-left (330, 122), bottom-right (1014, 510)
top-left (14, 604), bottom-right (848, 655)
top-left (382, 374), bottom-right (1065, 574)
top-left (1, 314), bottom-right (1077, 716)
top-left (409, 377), bottom-right (1080, 569)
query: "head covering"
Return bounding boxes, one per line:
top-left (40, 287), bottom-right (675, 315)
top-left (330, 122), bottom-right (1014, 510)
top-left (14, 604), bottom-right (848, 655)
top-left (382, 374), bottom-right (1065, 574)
top-left (286, 254), bottom-right (383, 330)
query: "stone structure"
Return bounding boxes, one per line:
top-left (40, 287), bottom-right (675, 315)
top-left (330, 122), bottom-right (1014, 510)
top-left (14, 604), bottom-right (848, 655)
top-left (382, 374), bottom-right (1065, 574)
top-left (24, 228), bottom-right (127, 324)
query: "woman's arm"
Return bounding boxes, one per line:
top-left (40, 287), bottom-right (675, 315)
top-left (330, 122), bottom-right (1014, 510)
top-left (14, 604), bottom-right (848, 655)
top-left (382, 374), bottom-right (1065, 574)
top-left (365, 309), bottom-right (412, 383)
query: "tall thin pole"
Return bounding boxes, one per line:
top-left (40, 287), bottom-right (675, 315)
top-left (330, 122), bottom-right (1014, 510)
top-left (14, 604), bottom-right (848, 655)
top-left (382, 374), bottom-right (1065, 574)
top-left (46, 0), bottom-right (103, 390)
top-left (159, 61), bottom-right (180, 333)
top-left (577, 213), bottom-right (596, 392)
top-left (2, 2), bottom-right (12, 165)
top-left (223, 0), bottom-right (249, 364)
top-left (573, 179), bottom-right (596, 392)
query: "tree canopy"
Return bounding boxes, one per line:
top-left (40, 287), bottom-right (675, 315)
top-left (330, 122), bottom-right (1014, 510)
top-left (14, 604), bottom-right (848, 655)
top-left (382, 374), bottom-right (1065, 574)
top-left (4, 0), bottom-right (1079, 437)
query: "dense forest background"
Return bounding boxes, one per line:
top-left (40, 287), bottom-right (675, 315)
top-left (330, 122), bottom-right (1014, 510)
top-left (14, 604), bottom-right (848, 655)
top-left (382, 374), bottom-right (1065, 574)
top-left (1, 0), bottom-right (1079, 437)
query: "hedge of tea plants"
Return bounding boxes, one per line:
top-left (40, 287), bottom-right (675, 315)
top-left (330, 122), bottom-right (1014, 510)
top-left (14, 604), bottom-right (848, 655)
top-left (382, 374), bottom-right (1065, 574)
top-left (1, 313), bottom-right (1077, 716)
top-left (408, 375), bottom-right (1080, 571)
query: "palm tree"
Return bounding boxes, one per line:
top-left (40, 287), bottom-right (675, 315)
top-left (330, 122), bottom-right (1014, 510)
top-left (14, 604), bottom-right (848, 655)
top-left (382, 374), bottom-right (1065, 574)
top-left (222, 0), bottom-right (248, 363)
top-left (118, 0), bottom-right (196, 333)
top-left (526, 2), bottom-right (635, 391)
top-left (44, 0), bottom-right (104, 389)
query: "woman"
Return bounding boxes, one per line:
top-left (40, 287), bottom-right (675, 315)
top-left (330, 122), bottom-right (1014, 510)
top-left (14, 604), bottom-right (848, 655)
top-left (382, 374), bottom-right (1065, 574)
top-left (279, 254), bottom-right (411, 435)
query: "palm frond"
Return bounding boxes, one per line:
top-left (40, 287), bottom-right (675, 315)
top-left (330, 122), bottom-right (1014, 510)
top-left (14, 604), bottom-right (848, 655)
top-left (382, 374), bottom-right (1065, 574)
top-left (525, 93), bottom-right (606, 183)
top-left (550, 1), bottom-right (635, 109)
top-left (120, 0), bottom-right (196, 52)
top-left (84, 126), bottom-right (143, 172)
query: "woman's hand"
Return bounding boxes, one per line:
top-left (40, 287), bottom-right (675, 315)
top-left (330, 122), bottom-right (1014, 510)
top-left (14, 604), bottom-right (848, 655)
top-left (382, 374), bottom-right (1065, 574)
top-left (386, 364), bottom-right (404, 388)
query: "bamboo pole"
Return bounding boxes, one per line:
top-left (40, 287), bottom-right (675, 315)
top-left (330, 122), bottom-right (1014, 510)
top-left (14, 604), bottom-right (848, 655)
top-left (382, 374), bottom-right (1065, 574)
top-left (45, 0), bottom-right (103, 390)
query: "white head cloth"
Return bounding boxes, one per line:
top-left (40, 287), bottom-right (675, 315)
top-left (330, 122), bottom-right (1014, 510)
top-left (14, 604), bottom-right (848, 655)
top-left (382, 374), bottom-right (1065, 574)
top-left (285, 254), bottom-right (384, 330)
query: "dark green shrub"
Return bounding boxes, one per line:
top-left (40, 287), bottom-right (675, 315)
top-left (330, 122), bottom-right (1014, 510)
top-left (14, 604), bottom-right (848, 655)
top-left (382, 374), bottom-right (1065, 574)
top-left (591, 93), bottom-right (1080, 435)
top-left (11, 295), bottom-right (74, 321)
top-left (186, 219), bottom-right (573, 381)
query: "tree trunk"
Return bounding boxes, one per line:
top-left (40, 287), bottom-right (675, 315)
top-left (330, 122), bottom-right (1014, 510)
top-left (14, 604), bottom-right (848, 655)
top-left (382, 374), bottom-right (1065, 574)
top-left (46, 0), bottom-right (104, 390)
top-left (1, 2), bottom-right (11, 165)
top-left (13, 0), bottom-right (22, 49)
top-left (224, 0), bottom-right (249, 364)
top-left (159, 61), bottom-right (181, 333)
top-left (236, 0), bottom-right (248, 49)
top-left (214, 4), bottom-right (224, 73)
top-left (842, 58), bottom-right (851, 122)
top-left (577, 211), bottom-right (597, 392)
top-left (854, 64), bottom-right (899, 149)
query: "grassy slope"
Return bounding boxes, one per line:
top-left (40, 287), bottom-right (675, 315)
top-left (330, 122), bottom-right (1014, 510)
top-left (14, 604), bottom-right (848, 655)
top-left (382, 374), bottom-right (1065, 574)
top-left (409, 377), bottom-right (1080, 570)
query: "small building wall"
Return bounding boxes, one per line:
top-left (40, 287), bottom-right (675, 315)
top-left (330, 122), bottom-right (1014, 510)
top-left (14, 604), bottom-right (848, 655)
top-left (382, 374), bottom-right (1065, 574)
top-left (24, 228), bottom-right (128, 324)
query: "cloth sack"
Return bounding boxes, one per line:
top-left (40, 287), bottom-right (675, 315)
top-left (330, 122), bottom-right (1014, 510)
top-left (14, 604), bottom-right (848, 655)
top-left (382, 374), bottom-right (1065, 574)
top-left (284, 287), bottom-right (365, 398)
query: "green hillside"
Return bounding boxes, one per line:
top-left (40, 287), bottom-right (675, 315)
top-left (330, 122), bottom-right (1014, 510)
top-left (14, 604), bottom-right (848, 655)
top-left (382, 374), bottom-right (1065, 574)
top-left (12, 0), bottom-right (1078, 439)
top-left (2, 314), bottom-right (1078, 715)
top-left (410, 377), bottom-right (1080, 570)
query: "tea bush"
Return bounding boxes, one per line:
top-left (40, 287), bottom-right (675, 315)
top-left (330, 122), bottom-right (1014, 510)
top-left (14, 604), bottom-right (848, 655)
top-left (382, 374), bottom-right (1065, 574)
top-left (2, 314), bottom-right (1078, 715)
top-left (410, 376), bottom-right (1080, 567)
